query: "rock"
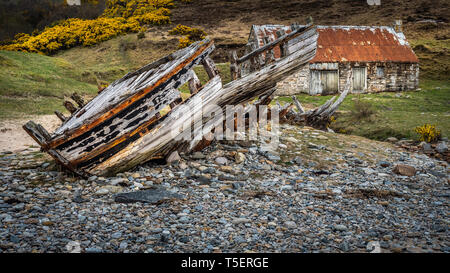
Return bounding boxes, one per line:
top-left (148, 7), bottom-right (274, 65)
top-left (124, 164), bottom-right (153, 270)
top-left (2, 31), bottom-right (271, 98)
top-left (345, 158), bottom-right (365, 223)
top-left (114, 188), bottom-right (183, 204)
top-left (95, 188), bottom-right (109, 196)
top-left (386, 137), bottom-right (398, 143)
top-left (393, 164), bottom-right (416, 176)
top-left (436, 142), bottom-right (448, 154)
top-left (111, 232), bottom-right (122, 239)
top-left (219, 166), bottom-right (233, 173)
top-left (166, 151), bottom-right (181, 164)
top-left (366, 241), bottom-right (381, 253)
top-left (285, 221), bottom-right (297, 229)
top-left (333, 224), bottom-right (348, 231)
top-left (317, 135), bottom-right (328, 140)
top-left (234, 152), bottom-right (245, 163)
top-left (378, 161), bottom-right (390, 168)
top-left (293, 156), bottom-right (302, 164)
top-left (9, 235), bottom-right (20, 244)
top-left (179, 216), bottom-right (190, 223)
top-left (109, 177), bottom-right (129, 186)
top-left (232, 218), bottom-right (251, 225)
top-left (266, 153), bottom-right (281, 162)
top-left (285, 137), bottom-right (298, 143)
top-left (281, 185), bottom-right (293, 191)
top-left (119, 242), bottom-right (128, 249)
top-left (42, 220), bottom-right (54, 226)
top-left (418, 141), bottom-right (432, 152)
top-left (215, 157), bottom-right (228, 165)
top-left (179, 162), bottom-right (188, 169)
top-left (95, 186), bottom-right (123, 195)
top-left (192, 152), bottom-right (206, 159)
top-left (85, 247), bottom-right (102, 253)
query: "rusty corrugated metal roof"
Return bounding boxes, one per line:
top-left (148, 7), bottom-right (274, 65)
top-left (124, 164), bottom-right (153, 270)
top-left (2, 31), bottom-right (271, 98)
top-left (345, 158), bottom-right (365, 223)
top-left (250, 25), bottom-right (419, 63)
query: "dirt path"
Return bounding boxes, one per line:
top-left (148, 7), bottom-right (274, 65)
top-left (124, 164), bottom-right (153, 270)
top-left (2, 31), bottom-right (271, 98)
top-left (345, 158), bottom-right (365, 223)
top-left (0, 115), bottom-right (60, 153)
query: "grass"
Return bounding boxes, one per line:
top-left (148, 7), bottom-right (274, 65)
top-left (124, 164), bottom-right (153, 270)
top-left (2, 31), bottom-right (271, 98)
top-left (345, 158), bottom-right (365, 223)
top-left (0, 28), bottom-right (448, 144)
top-left (0, 50), bottom-right (97, 118)
top-left (277, 79), bottom-right (450, 141)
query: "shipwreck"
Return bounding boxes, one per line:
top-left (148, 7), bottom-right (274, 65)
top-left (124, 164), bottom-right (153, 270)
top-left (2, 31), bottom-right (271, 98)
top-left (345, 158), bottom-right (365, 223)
top-left (23, 21), bottom-right (345, 177)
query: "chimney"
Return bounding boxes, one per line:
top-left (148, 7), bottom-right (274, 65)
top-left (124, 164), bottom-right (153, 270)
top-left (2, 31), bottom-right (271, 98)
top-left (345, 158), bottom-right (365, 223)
top-left (394, 19), bottom-right (402, 33)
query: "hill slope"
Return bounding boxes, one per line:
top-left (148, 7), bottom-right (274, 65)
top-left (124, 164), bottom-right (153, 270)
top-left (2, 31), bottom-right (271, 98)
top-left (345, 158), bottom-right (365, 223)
top-left (0, 50), bottom-right (97, 118)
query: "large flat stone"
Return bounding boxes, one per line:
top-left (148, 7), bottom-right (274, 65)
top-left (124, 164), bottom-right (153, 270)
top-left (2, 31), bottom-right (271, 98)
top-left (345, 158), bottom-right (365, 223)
top-left (114, 188), bottom-right (183, 204)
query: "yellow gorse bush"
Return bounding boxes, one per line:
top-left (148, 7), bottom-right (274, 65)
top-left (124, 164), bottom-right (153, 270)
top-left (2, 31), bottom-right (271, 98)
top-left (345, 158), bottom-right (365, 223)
top-left (1, 0), bottom-right (175, 54)
top-left (414, 124), bottom-right (441, 143)
top-left (169, 24), bottom-right (207, 48)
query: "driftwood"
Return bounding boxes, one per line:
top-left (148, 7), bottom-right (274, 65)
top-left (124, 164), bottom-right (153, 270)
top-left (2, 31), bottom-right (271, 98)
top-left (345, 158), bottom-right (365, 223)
top-left (23, 22), bottom-right (318, 177)
top-left (281, 72), bottom-right (352, 129)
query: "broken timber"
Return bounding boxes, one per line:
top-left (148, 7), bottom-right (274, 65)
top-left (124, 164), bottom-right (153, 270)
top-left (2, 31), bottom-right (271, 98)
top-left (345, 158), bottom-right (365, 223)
top-left (281, 72), bottom-right (352, 129)
top-left (23, 23), bottom-right (318, 177)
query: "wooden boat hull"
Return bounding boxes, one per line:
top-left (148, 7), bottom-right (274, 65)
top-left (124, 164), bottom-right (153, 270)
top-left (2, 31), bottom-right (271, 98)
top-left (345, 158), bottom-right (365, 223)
top-left (23, 23), bottom-right (318, 177)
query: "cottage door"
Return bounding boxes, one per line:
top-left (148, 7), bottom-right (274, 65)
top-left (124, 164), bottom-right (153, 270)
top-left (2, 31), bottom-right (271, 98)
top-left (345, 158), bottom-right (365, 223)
top-left (321, 70), bottom-right (339, 95)
top-left (309, 70), bottom-right (322, 95)
top-left (352, 67), bottom-right (366, 92)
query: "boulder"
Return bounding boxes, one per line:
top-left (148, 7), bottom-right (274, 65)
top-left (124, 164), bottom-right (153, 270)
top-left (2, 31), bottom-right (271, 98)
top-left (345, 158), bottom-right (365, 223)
top-left (393, 164), bottom-right (416, 177)
top-left (166, 151), bottom-right (181, 164)
top-left (436, 142), bottom-right (448, 154)
top-left (114, 188), bottom-right (183, 204)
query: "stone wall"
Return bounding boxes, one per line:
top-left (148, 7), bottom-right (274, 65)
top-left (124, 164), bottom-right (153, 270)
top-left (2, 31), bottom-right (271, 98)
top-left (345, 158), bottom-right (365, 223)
top-left (275, 62), bottom-right (419, 95)
top-left (275, 65), bottom-right (309, 96)
top-left (339, 62), bottom-right (419, 93)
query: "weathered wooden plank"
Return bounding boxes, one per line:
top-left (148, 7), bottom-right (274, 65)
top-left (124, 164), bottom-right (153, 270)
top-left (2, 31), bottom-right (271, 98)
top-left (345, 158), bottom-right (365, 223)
top-left (188, 70), bottom-right (202, 94)
top-left (229, 50), bottom-right (240, 80)
top-left (237, 23), bottom-right (313, 64)
top-left (23, 121), bottom-right (51, 147)
top-left (292, 96), bottom-right (305, 114)
top-left (64, 101), bottom-right (77, 114)
top-left (60, 86), bottom-right (182, 161)
top-left (54, 111), bottom-right (67, 122)
top-left (202, 56), bottom-right (219, 79)
top-left (70, 93), bottom-right (85, 108)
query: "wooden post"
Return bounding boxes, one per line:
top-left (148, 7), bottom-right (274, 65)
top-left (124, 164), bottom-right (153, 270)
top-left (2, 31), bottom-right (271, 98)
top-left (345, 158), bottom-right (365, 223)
top-left (70, 93), bottom-right (85, 108)
top-left (54, 111), bottom-right (67, 122)
top-left (202, 57), bottom-right (219, 79)
top-left (64, 101), bottom-right (77, 114)
top-left (229, 50), bottom-right (240, 80)
top-left (170, 97), bottom-right (183, 109)
top-left (188, 70), bottom-right (202, 94)
top-left (23, 121), bottom-right (51, 147)
top-left (292, 96), bottom-right (305, 113)
top-left (263, 37), bottom-right (275, 65)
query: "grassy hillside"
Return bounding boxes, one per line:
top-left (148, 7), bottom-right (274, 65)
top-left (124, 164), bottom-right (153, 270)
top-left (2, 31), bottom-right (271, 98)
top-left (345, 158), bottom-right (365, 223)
top-left (278, 80), bottom-right (450, 141)
top-left (0, 0), bottom-right (448, 142)
top-left (0, 50), bottom-right (97, 118)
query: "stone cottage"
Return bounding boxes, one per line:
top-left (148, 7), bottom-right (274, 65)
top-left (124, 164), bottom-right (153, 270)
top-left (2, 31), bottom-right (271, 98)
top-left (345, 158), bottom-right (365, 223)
top-left (246, 21), bottom-right (419, 95)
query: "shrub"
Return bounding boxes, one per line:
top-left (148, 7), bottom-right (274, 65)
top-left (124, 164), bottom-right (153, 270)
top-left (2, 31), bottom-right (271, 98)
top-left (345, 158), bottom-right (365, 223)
top-left (1, 0), bottom-right (175, 54)
top-left (169, 24), bottom-right (207, 48)
top-left (0, 17), bottom-right (141, 54)
top-left (350, 98), bottom-right (376, 121)
top-left (137, 31), bottom-right (146, 39)
top-left (414, 124), bottom-right (441, 143)
top-left (102, 0), bottom-right (174, 18)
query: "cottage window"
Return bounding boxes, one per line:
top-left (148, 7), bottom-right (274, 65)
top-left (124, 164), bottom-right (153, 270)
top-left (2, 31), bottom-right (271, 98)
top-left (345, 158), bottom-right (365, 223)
top-left (377, 66), bottom-right (385, 77)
